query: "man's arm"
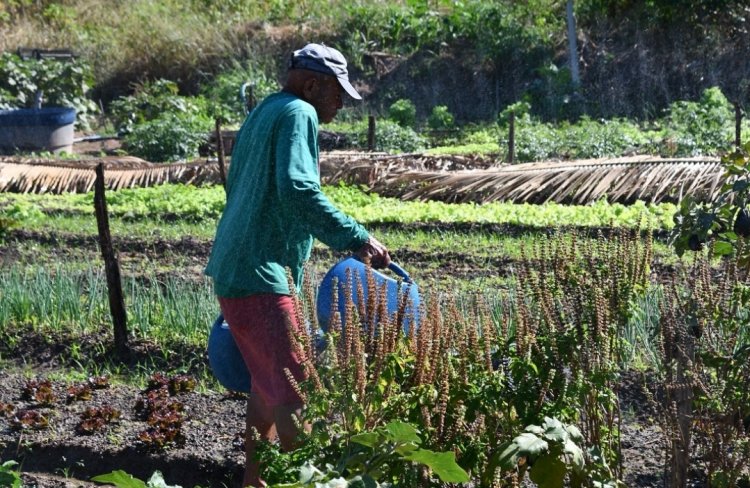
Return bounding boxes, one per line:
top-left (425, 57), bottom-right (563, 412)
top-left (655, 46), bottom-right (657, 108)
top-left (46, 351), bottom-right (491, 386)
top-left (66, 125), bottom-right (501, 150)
top-left (275, 109), bottom-right (389, 266)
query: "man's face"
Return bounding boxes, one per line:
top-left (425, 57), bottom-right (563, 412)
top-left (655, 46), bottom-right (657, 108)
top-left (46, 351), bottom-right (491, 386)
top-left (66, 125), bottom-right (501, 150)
top-left (308, 75), bottom-right (344, 124)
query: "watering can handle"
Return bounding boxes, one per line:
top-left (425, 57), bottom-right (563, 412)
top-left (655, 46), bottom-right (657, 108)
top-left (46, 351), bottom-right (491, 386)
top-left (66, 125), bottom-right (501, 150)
top-left (388, 262), bottom-right (413, 283)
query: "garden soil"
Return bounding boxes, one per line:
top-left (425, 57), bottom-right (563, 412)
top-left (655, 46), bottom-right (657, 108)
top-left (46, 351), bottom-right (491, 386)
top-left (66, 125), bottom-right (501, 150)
top-left (0, 364), bottom-right (666, 487)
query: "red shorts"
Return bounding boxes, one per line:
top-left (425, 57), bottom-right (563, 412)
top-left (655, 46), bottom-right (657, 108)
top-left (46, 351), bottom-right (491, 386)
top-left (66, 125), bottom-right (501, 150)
top-left (218, 294), bottom-right (306, 407)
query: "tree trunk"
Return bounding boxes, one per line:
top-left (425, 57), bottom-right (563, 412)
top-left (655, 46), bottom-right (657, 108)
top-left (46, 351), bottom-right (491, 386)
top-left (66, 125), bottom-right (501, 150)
top-left (566, 0), bottom-right (580, 89)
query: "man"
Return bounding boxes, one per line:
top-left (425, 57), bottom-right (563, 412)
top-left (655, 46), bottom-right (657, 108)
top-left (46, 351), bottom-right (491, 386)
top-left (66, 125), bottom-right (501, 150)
top-left (204, 43), bottom-right (390, 487)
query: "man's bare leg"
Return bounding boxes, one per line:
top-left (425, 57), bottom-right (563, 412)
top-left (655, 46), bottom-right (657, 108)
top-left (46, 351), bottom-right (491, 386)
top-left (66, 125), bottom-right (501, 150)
top-left (273, 402), bottom-right (306, 451)
top-left (243, 393), bottom-right (276, 488)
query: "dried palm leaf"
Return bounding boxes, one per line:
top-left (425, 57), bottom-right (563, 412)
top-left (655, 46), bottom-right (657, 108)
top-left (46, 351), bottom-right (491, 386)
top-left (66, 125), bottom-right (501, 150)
top-left (0, 156), bottom-right (224, 193)
top-left (0, 153), bottom-right (725, 205)
top-left (364, 156), bottom-right (724, 204)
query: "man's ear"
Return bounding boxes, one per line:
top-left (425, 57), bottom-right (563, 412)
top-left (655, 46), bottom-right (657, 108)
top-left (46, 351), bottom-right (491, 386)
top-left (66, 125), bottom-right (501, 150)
top-left (302, 77), bottom-right (318, 100)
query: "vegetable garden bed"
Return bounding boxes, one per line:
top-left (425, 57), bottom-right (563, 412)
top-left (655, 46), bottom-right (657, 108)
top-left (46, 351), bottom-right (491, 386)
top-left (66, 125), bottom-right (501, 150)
top-left (1, 181), bottom-right (748, 487)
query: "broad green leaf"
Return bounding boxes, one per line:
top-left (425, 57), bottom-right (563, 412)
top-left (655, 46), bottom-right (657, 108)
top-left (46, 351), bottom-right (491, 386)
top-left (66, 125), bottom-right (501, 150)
top-left (592, 482), bottom-right (618, 488)
top-left (394, 442), bottom-right (420, 456)
top-left (91, 470), bottom-right (148, 488)
top-left (528, 360), bottom-right (539, 375)
top-left (525, 425), bottom-right (544, 435)
top-left (317, 478), bottom-right (348, 488)
top-left (347, 475), bottom-right (379, 488)
top-left (542, 418), bottom-right (568, 443)
top-left (361, 474), bottom-right (379, 488)
top-left (352, 411), bottom-right (366, 432)
top-left (351, 432), bottom-right (380, 448)
top-left (529, 455), bottom-right (566, 488)
top-left (299, 462), bottom-right (324, 483)
top-left (402, 449), bottom-right (470, 483)
top-left (146, 471), bottom-right (181, 488)
top-left (514, 432), bottom-right (549, 458)
top-left (0, 469), bottom-right (21, 488)
top-left (565, 424), bottom-right (584, 442)
top-left (384, 421), bottom-right (421, 444)
top-left (713, 241), bottom-right (734, 256)
top-left (563, 439), bottom-right (585, 472)
top-left (484, 440), bottom-right (521, 477)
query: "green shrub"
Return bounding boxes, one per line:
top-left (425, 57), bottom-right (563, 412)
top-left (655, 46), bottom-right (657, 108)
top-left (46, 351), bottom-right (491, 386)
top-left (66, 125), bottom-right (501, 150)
top-left (463, 126), bottom-right (500, 145)
top-left (558, 116), bottom-right (652, 159)
top-left (388, 98), bottom-right (416, 128)
top-left (498, 100), bottom-right (532, 127)
top-left (0, 213), bottom-right (18, 242)
top-left (0, 52), bottom-right (98, 129)
top-left (660, 86), bottom-right (734, 156)
top-left (498, 112), bottom-right (558, 162)
top-left (671, 142), bottom-right (750, 258)
top-left (427, 105), bottom-right (455, 130)
top-left (109, 79), bottom-right (209, 136)
top-left (346, 118), bottom-right (426, 153)
top-left (0, 460), bottom-right (21, 488)
top-left (122, 112), bottom-right (212, 162)
top-left (498, 112), bottom-right (653, 162)
top-left (110, 78), bottom-right (214, 162)
top-left (200, 60), bottom-right (278, 126)
top-left (425, 142), bottom-right (499, 156)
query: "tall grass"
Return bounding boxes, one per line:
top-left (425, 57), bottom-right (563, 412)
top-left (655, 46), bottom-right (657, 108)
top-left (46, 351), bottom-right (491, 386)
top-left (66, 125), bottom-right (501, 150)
top-left (0, 0), bottom-right (363, 97)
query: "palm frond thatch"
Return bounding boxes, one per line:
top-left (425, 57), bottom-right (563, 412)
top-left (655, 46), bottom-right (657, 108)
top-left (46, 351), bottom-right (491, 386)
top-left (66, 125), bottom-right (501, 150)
top-left (0, 153), bottom-right (725, 205)
top-left (0, 156), bottom-right (222, 194)
top-left (323, 154), bottom-right (724, 204)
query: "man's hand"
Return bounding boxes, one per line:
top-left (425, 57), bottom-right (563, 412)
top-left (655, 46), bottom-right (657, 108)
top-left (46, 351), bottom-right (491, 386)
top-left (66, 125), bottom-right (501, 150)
top-left (354, 236), bottom-right (391, 269)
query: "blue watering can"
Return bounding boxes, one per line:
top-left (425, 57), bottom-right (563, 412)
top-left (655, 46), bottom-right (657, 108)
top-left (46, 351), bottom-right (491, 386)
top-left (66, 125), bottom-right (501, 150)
top-left (316, 257), bottom-right (420, 335)
top-left (207, 314), bottom-right (251, 393)
top-left (207, 258), bottom-right (419, 392)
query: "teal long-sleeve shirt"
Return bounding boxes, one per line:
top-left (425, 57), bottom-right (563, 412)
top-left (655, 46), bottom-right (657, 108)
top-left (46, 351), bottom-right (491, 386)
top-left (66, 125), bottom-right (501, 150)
top-left (204, 92), bottom-right (369, 297)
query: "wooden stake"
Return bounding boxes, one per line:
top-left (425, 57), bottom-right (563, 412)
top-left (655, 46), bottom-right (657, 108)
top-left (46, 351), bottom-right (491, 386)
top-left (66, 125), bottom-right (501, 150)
top-left (215, 118), bottom-right (227, 188)
top-left (94, 163), bottom-right (128, 357)
top-left (367, 114), bottom-right (376, 152)
top-left (508, 111), bottom-right (515, 164)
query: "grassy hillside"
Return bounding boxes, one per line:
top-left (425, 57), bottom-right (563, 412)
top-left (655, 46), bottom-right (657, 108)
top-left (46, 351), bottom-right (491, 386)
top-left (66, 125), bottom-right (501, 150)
top-left (1, 0), bottom-right (748, 123)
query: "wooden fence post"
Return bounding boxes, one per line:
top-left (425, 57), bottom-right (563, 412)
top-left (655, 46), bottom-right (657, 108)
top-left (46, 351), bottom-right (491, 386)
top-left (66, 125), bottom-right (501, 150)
top-left (94, 163), bottom-right (128, 357)
top-left (367, 114), bottom-right (376, 152)
top-left (507, 111), bottom-right (515, 164)
top-left (215, 118), bottom-right (227, 188)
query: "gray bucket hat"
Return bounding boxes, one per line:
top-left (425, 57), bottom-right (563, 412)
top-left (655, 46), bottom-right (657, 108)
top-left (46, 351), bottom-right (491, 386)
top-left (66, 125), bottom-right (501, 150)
top-left (289, 43), bottom-right (362, 100)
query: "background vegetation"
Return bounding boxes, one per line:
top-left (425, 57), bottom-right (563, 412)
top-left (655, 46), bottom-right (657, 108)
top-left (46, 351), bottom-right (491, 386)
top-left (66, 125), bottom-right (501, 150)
top-left (1, 0), bottom-right (748, 131)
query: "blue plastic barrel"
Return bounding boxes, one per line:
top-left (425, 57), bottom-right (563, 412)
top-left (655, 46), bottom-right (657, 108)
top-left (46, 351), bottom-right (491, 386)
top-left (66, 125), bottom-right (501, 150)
top-left (207, 315), bottom-right (251, 393)
top-left (0, 107), bottom-right (76, 153)
top-left (316, 257), bottom-right (420, 334)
